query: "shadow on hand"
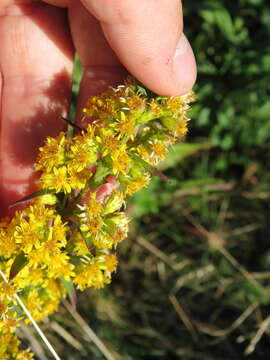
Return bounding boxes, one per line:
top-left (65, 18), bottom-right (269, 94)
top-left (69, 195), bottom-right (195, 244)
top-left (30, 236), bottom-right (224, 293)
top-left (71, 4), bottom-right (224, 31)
top-left (0, 69), bottom-right (71, 218)
top-left (16, 2), bottom-right (73, 61)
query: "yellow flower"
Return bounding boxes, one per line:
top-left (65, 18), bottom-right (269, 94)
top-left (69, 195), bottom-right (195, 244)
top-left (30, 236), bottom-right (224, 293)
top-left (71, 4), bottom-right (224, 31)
top-left (51, 215), bottom-right (68, 246)
top-left (0, 331), bottom-right (26, 358)
top-left (42, 239), bottom-right (61, 255)
top-left (126, 94), bottom-right (146, 112)
top-left (74, 263), bottom-right (108, 290)
top-left (136, 145), bottom-right (150, 162)
top-left (25, 203), bottom-right (54, 224)
top-left (70, 139), bottom-right (97, 172)
top-left (152, 142), bottom-right (166, 159)
top-left (16, 349), bottom-right (34, 360)
top-left (165, 97), bottom-right (184, 112)
top-left (0, 283), bottom-right (17, 298)
top-left (112, 227), bottom-right (128, 244)
top-left (81, 217), bottom-right (103, 236)
top-left (97, 129), bottom-right (120, 156)
top-left (68, 165), bottom-right (93, 190)
top-left (41, 298), bottom-right (60, 318)
top-left (26, 268), bottom-right (44, 286)
top-left (104, 254), bottom-right (118, 273)
top-left (107, 212), bottom-right (129, 230)
top-left (148, 141), bottom-right (167, 165)
top-left (45, 278), bottom-right (66, 300)
top-left (23, 289), bottom-right (43, 320)
top-left (103, 190), bottom-right (125, 215)
top-left (111, 145), bottom-right (131, 175)
top-left (125, 173), bottom-right (150, 195)
top-left (35, 132), bottom-right (66, 172)
top-left (47, 253), bottom-right (75, 280)
top-left (40, 166), bottom-right (71, 193)
top-left (14, 218), bottom-right (42, 253)
top-left (73, 232), bottom-right (90, 256)
top-left (0, 315), bottom-right (19, 333)
top-left (0, 301), bottom-right (8, 316)
top-left (112, 111), bottom-right (135, 138)
top-left (28, 248), bottom-right (48, 268)
top-left (149, 99), bottom-right (163, 117)
top-left (85, 194), bottom-right (103, 219)
top-left (93, 233), bottom-right (114, 249)
top-left (175, 119), bottom-right (188, 137)
top-left (0, 231), bottom-right (17, 258)
top-left (0, 79), bottom-right (194, 357)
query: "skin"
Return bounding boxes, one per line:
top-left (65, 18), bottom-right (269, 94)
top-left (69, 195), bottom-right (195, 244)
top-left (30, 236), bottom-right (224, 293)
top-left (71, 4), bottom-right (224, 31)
top-left (0, 0), bottom-right (196, 217)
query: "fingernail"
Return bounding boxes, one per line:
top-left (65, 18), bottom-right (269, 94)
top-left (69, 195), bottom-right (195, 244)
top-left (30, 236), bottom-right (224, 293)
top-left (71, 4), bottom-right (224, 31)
top-left (173, 34), bottom-right (197, 95)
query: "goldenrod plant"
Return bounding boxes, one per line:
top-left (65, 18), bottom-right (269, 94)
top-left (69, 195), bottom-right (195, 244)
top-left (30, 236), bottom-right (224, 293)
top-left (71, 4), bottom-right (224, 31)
top-left (0, 77), bottom-right (194, 359)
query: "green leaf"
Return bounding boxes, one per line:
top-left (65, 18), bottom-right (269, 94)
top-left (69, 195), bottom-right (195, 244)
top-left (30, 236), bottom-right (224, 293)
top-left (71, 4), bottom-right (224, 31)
top-left (215, 8), bottom-right (235, 40)
top-left (78, 228), bottom-right (94, 255)
top-left (200, 7), bottom-right (236, 42)
top-left (129, 153), bottom-right (170, 182)
top-left (60, 278), bottom-right (77, 309)
top-left (9, 253), bottom-right (28, 281)
top-left (68, 53), bottom-right (83, 133)
top-left (92, 165), bottom-right (111, 185)
top-left (9, 189), bottom-right (54, 208)
top-left (158, 142), bottom-right (211, 171)
top-left (198, 108), bottom-right (211, 126)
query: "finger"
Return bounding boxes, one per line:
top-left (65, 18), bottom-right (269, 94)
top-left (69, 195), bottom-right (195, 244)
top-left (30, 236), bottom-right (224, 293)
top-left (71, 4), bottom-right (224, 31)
top-left (68, 1), bottom-right (127, 123)
top-left (68, 2), bottom-right (126, 201)
top-left (80, 0), bottom-right (196, 96)
top-left (0, 2), bottom-right (74, 217)
top-left (42, 0), bottom-right (70, 7)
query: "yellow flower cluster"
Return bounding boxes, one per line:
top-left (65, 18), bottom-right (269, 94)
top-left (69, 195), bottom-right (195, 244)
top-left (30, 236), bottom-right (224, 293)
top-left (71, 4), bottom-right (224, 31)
top-left (0, 78), bottom-right (194, 357)
top-left (0, 330), bottom-right (34, 359)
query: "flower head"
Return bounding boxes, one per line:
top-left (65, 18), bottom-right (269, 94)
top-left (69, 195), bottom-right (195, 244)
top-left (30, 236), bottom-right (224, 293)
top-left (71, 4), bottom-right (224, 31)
top-left (0, 77), bottom-right (194, 359)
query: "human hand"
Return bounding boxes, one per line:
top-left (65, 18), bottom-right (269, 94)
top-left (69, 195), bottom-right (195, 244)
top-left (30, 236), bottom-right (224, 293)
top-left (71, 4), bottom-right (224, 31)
top-left (0, 0), bottom-right (196, 217)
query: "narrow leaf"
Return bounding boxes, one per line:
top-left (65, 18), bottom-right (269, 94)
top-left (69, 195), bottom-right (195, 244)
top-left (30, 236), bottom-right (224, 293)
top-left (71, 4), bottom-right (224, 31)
top-left (9, 190), bottom-right (54, 208)
top-left (60, 278), bottom-right (77, 310)
top-left (9, 253), bottom-right (28, 281)
top-left (60, 116), bottom-right (83, 131)
top-left (158, 142), bottom-right (211, 171)
top-left (130, 153), bottom-right (170, 182)
top-left (93, 165), bottom-right (111, 185)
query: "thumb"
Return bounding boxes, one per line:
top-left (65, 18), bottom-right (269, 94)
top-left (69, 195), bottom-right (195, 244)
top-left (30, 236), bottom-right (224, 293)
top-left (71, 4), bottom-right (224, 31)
top-left (81, 0), bottom-right (196, 96)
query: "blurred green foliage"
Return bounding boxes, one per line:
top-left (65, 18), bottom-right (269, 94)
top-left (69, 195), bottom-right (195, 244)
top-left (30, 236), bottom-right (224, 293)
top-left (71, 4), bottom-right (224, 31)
top-left (186, 0), bottom-right (270, 166)
top-left (31, 1), bottom-right (270, 359)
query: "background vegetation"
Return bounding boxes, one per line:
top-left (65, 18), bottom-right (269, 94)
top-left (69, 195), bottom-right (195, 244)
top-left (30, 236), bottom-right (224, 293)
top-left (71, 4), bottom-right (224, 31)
top-left (20, 0), bottom-right (270, 358)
